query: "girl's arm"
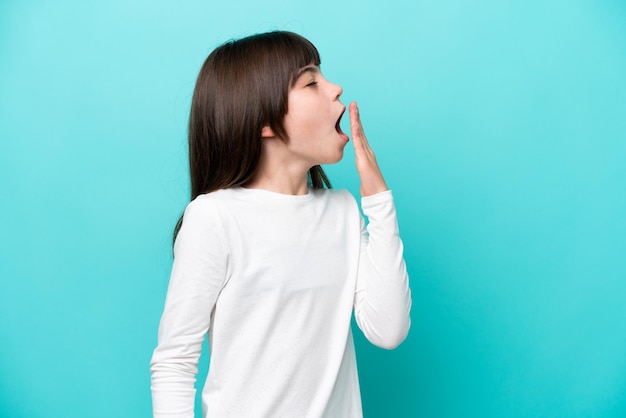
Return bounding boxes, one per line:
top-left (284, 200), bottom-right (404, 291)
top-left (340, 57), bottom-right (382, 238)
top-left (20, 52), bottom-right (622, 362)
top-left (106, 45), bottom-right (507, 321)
top-left (354, 191), bottom-right (411, 349)
top-left (150, 198), bottom-right (230, 417)
top-left (350, 102), bottom-right (412, 348)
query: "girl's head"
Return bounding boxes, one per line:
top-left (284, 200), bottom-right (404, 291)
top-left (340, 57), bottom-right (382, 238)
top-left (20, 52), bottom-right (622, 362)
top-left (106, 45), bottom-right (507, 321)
top-left (188, 31), bottom-right (330, 200)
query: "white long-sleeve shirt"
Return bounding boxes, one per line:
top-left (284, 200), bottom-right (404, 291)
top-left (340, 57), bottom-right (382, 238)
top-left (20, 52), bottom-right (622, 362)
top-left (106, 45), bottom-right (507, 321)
top-left (150, 188), bottom-right (411, 417)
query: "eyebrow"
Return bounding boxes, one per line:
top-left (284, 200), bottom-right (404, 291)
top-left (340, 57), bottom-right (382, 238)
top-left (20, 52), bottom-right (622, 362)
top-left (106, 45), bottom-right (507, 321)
top-left (294, 65), bottom-right (320, 82)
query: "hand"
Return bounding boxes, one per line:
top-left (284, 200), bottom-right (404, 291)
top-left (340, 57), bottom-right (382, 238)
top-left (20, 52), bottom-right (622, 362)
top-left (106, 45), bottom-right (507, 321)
top-left (349, 102), bottom-right (388, 197)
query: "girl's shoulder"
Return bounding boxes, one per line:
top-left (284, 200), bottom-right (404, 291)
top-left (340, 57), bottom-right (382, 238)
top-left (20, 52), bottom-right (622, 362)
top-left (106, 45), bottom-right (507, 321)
top-left (188, 187), bottom-right (358, 212)
top-left (189, 187), bottom-right (251, 208)
top-left (181, 189), bottom-right (240, 229)
top-left (310, 188), bottom-right (360, 214)
top-left (313, 187), bottom-right (357, 203)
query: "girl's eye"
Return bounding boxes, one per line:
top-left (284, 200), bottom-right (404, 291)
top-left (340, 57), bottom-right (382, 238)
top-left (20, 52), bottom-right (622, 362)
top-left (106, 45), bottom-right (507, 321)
top-left (306, 81), bottom-right (318, 87)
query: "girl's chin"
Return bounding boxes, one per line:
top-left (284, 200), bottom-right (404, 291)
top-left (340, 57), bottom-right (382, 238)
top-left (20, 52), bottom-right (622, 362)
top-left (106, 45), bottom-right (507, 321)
top-left (329, 149), bottom-right (346, 164)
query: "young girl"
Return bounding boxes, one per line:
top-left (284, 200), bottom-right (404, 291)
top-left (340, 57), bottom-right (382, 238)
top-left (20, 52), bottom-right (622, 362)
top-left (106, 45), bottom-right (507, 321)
top-left (150, 31), bottom-right (411, 418)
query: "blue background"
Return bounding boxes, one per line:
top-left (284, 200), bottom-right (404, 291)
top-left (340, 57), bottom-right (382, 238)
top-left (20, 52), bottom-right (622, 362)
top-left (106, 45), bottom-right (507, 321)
top-left (1, 0), bottom-right (625, 417)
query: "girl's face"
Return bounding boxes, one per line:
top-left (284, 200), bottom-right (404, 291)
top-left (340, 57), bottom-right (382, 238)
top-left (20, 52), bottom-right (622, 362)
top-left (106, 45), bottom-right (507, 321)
top-left (281, 65), bottom-right (349, 167)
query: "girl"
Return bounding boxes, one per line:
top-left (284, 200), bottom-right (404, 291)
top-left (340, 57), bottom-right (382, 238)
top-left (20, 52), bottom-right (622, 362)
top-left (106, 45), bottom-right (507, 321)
top-left (150, 31), bottom-right (411, 418)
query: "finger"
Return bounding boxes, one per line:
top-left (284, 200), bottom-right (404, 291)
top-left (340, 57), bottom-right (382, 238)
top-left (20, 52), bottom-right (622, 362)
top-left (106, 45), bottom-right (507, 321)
top-left (349, 102), bottom-right (362, 147)
top-left (350, 102), bottom-right (369, 153)
top-left (348, 103), bottom-right (388, 195)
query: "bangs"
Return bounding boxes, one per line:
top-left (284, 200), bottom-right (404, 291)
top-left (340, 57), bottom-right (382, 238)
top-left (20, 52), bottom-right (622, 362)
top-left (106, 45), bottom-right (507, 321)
top-left (278, 33), bottom-right (321, 86)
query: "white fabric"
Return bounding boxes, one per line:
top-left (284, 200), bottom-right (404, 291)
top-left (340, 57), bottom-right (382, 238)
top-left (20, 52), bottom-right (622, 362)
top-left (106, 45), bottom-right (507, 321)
top-left (150, 188), bottom-right (411, 418)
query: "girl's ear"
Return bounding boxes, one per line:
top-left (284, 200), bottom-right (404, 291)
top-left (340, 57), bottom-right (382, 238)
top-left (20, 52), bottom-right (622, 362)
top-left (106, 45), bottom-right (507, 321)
top-left (261, 125), bottom-right (276, 138)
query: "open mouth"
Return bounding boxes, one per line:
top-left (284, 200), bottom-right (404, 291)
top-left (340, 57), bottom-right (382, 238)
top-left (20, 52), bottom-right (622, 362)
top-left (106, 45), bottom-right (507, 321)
top-left (335, 107), bottom-right (348, 141)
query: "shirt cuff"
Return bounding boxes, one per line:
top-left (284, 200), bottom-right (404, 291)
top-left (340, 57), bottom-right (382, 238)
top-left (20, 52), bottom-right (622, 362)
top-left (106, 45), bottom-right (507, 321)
top-left (361, 190), bottom-right (393, 209)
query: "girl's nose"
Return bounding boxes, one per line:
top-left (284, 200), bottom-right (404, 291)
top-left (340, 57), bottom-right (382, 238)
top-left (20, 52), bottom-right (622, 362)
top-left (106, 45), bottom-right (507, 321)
top-left (331, 82), bottom-right (343, 100)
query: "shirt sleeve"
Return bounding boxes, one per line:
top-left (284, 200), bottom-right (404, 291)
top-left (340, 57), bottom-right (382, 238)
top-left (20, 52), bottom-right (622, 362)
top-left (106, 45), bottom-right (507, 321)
top-left (150, 197), bottom-right (230, 417)
top-left (353, 190), bottom-right (412, 349)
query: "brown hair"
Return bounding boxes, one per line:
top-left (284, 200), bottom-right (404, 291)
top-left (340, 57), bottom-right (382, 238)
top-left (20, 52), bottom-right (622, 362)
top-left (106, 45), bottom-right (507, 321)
top-left (174, 31), bottom-right (331, 243)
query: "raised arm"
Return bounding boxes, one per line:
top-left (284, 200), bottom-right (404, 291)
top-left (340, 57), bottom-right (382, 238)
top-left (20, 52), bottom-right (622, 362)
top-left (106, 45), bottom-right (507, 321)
top-left (350, 102), bottom-right (412, 349)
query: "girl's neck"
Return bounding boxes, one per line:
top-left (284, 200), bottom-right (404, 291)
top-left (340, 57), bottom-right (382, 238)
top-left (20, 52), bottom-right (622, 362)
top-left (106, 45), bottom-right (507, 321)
top-left (246, 148), bottom-right (310, 196)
